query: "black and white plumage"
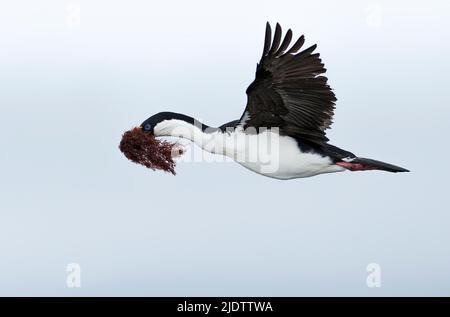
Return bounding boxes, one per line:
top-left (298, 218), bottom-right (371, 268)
top-left (243, 23), bottom-right (335, 145)
top-left (139, 23), bottom-right (409, 179)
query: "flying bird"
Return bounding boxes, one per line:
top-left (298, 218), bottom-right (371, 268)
top-left (137, 23), bottom-right (409, 179)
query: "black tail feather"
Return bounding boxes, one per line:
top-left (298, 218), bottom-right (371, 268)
top-left (351, 157), bottom-right (410, 173)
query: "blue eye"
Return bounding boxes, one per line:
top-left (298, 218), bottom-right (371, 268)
top-left (144, 123), bottom-right (152, 131)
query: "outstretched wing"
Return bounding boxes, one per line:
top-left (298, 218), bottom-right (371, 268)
top-left (241, 22), bottom-right (337, 145)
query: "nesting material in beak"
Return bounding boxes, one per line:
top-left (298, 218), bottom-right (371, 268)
top-left (119, 127), bottom-right (184, 175)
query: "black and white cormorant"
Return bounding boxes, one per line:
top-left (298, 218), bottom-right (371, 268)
top-left (139, 23), bottom-right (409, 179)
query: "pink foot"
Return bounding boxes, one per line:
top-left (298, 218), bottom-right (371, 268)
top-left (336, 162), bottom-right (377, 171)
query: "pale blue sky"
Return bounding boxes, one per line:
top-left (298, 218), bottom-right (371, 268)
top-left (0, 0), bottom-right (449, 296)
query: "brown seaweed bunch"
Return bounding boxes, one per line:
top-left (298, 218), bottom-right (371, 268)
top-left (119, 127), bottom-right (184, 175)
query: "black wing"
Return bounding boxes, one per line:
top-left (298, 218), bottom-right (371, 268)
top-left (241, 22), bottom-right (337, 145)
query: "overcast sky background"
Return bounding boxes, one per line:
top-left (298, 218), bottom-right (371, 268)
top-left (0, 0), bottom-right (449, 296)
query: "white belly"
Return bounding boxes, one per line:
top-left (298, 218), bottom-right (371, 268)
top-left (219, 130), bottom-right (345, 180)
top-left (179, 125), bottom-right (345, 180)
top-left (238, 152), bottom-right (344, 179)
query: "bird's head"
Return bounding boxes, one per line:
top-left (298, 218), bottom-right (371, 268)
top-left (139, 112), bottom-right (173, 135)
top-left (118, 112), bottom-right (186, 174)
top-left (139, 111), bottom-right (200, 138)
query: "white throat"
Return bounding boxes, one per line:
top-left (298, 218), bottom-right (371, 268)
top-left (153, 119), bottom-right (227, 155)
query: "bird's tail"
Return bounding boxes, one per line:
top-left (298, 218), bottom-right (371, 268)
top-left (336, 157), bottom-right (410, 173)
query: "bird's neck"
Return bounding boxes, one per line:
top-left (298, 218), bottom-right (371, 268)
top-left (153, 116), bottom-right (225, 154)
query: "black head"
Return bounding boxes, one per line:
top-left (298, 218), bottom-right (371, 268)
top-left (140, 111), bottom-right (206, 134)
top-left (140, 112), bottom-right (179, 134)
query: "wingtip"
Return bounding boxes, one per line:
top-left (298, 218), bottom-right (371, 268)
top-left (275, 23), bottom-right (282, 37)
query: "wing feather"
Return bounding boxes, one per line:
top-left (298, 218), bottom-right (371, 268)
top-left (242, 23), bottom-right (336, 145)
top-left (268, 23), bottom-right (282, 56)
top-left (285, 35), bottom-right (305, 55)
top-left (261, 22), bottom-right (272, 58)
top-left (274, 29), bottom-right (292, 56)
